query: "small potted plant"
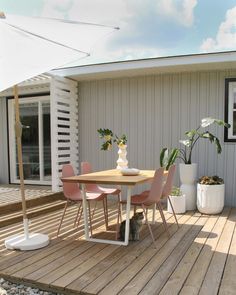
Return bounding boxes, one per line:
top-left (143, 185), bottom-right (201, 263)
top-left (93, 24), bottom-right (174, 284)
top-left (168, 186), bottom-right (186, 214)
top-left (197, 175), bottom-right (224, 214)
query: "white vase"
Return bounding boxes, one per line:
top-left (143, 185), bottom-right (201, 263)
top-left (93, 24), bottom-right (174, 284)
top-left (197, 184), bottom-right (224, 214)
top-left (168, 195), bottom-right (186, 214)
top-left (116, 144), bottom-right (128, 170)
top-left (179, 163), bottom-right (197, 210)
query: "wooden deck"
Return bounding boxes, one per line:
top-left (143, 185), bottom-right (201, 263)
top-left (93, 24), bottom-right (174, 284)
top-left (0, 204), bottom-right (235, 295)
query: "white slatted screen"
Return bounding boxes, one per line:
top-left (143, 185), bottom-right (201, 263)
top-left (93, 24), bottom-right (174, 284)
top-left (50, 76), bottom-right (79, 191)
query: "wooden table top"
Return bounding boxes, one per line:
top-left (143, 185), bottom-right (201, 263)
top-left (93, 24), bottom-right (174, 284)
top-left (61, 169), bottom-right (165, 186)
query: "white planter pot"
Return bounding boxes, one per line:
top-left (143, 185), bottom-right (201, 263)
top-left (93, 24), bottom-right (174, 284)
top-left (179, 163), bottom-right (197, 211)
top-left (197, 183), bottom-right (224, 214)
top-left (168, 195), bottom-right (186, 214)
top-left (116, 144), bottom-right (128, 170)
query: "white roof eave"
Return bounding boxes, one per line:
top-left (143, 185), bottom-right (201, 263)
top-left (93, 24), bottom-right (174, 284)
top-left (52, 51), bottom-right (236, 81)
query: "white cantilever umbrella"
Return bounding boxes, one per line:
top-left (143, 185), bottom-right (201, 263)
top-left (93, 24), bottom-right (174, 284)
top-left (0, 11), bottom-right (118, 250)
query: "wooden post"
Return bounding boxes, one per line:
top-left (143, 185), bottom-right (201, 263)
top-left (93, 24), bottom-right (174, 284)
top-left (14, 85), bottom-right (27, 221)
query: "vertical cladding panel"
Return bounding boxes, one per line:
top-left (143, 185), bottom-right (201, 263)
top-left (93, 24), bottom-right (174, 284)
top-left (105, 80), bottom-right (115, 170)
top-left (162, 74), bottom-right (171, 147)
top-left (154, 75), bottom-right (162, 168)
top-left (0, 97), bottom-right (9, 183)
top-left (137, 77), bottom-right (146, 169)
top-left (78, 69), bottom-right (236, 206)
top-left (198, 72), bottom-right (208, 177)
top-left (207, 72), bottom-right (218, 174)
top-left (145, 76), bottom-right (155, 169)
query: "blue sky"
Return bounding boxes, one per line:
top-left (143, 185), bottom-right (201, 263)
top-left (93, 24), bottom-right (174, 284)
top-left (1, 0), bottom-right (236, 66)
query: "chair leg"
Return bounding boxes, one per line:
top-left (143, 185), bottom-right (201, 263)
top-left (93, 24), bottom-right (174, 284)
top-left (88, 201), bottom-right (93, 237)
top-left (142, 204), bottom-right (156, 248)
top-left (57, 200), bottom-right (68, 237)
top-left (103, 198), bottom-right (109, 230)
top-left (77, 204), bottom-right (83, 227)
top-left (157, 202), bottom-right (170, 237)
top-left (74, 202), bottom-right (82, 226)
top-left (116, 197), bottom-right (122, 240)
top-left (167, 196), bottom-right (179, 228)
top-left (118, 193), bottom-right (122, 222)
top-left (91, 201), bottom-right (97, 219)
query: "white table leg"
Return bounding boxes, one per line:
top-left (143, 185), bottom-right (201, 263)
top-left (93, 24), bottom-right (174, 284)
top-left (81, 184), bottom-right (89, 239)
top-left (81, 184), bottom-right (133, 246)
top-left (124, 186), bottom-right (132, 246)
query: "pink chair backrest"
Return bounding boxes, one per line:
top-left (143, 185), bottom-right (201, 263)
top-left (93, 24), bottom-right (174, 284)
top-left (81, 162), bottom-right (100, 192)
top-left (145, 167), bottom-right (165, 204)
top-left (162, 164), bottom-right (176, 198)
top-left (62, 164), bottom-right (80, 200)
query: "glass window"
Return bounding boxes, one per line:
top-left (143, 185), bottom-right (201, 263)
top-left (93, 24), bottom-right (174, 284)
top-left (225, 78), bottom-right (236, 142)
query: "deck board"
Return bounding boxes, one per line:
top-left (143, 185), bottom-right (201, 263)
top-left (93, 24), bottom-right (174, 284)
top-left (0, 205), bottom-right (235, 295)
top-left (179, 207), bottom-right (231, 295)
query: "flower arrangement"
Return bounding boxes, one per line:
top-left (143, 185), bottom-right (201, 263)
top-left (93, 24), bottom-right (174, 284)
top-left (97, 128), bottom-right (127, 151)
top-left (179, 117), bottom-right (230, 164)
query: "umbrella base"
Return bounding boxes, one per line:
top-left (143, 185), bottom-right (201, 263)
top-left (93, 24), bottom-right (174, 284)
top-left (5, 233), bottom-right (50, 250)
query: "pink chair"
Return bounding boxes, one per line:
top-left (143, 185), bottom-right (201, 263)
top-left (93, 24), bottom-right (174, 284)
top-left (81, 162), bottom-right (121, 231)
top-left (119, 167), bottom-right (165, 247)
top-left (57, 164), bottom-right (105, 237)
top-left (161, 165), bottom-right (179, 227)
top-left (138, 165), bottom-right (178, 229)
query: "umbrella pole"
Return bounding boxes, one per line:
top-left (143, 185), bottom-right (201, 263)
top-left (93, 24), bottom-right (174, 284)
top-left (14, 85), bottom-right (29, 239)
top-left (5, 85), bottom-right (49, 250)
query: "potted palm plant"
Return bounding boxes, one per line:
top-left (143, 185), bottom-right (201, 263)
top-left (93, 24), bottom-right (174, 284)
top-left (168, 186), bottom-right (186, 214)
top-left (197, 175), bottom-right (224, 214)
top-left (160, 148), bottom-right (178, 171)
top-left (179, 117), bottom-right (230, 210)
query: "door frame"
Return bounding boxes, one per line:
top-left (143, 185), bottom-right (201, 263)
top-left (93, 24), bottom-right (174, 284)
top-left (8, 95), bottom-right (51, 185)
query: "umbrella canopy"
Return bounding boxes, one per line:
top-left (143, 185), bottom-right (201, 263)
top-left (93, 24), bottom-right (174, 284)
top-left (0, 13), bottom-right (118, 92)
top-left (0, 12), bottom-right (118, 250)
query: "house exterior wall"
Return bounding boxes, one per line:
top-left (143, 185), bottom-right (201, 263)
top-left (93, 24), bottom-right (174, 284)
top-left (0, 97), bottom-right (9, 183)
top-left (78, 69), bottom-right (236, 207)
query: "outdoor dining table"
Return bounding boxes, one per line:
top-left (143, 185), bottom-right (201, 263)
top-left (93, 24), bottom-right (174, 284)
top-left (61, 169), bottom-right (166, 246)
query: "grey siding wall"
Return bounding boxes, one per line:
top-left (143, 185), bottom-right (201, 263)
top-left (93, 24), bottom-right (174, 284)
top-left (0, 97), bottom-right (9, 183)
top-left (78, 69), bottom-right (236, 207)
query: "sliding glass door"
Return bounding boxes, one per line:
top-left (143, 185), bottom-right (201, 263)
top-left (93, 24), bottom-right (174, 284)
top-left (8, 96), bottom-right (51, 185)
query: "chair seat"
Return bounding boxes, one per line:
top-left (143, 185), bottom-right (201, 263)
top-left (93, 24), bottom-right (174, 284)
top-left (120, 193), bottom-right (153, 206)
top-left (99, 187), bottom-right (121, 195)
top-left (87, 191), bottom-right (105, 201)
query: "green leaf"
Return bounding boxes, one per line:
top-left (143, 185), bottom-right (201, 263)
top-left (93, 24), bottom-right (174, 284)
top-left (160, 148), bottom-right (168, 168)
top-left (166, 149), bottom-right (179, 170)
top-left (215, 137), bottom-right (222, 154)
top-left (185, 130), bottom-right (197, 138)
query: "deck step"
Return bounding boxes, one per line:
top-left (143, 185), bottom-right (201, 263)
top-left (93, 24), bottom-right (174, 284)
top-left (0, 191), bottom-right (64, 215)
top-left (0, 200), bottom-right (66, 228)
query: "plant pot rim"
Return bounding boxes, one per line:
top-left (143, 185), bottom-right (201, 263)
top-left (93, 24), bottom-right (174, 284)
top-left (197, 183), bottom-right (224, 186)
top-left (179, 163), bottom-right (197, 165)
top-left (169, 194), bottom-right (185, 197)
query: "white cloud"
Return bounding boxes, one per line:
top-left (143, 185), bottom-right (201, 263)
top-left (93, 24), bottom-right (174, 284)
top-left (156, 0), bottom-right (197, 27)
top-left (200, 6), bottom-right (236, 52)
